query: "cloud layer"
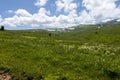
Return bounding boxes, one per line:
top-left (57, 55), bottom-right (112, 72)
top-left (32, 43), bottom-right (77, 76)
top-left (0, 0), bottom-right (120, 29)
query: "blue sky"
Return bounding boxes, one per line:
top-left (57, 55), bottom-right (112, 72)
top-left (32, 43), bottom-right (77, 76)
top-left (0, 0), bottom-right (120, 30)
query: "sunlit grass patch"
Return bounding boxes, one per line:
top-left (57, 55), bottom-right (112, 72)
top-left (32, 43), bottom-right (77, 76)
top-left (22, 36), bottom-right (37, 39)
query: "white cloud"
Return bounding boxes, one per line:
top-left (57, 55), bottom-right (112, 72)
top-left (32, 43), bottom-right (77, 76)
top-left (0, 9), bottom-right (33, 27)
top-left (0, 5), bottom-right (79, 28)
top-left (82, 0), bottom-right (120, 23)
top-left (6, 10), bottom-right (14, 14)
top-left (55, 0), bottom-right (78, 13)
top-left (78, 10), bottom-right (94, 24)
top-left (32, 8), bottom-right (53, 25)
top-left (1, 8), bottom-right (53, 28)
top-left (0, 15), bottom-right (2, 22)
top-left (35, 0), bottom-right (48, 7)
top-left (1, 15), bottom-right (32, 27)
top-left (0, 0), bottom-right (120, 29)
top-left (15, 9), bottom-right (32, 17)
top-left (102, 19), bottom-right (113, 23)
top-left (82, 0), bottom-right (117, 10)
top-left (55, 0), bottom-right (64, 12)
top-left (1, 9), bottom-right (33, 27)
top-left (1, 16), bottom-right (19, 27)
top-left (38, 8), bottom-right (50, 15)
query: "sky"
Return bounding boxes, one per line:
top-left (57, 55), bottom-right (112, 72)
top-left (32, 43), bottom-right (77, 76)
top-left (0, 0), bottom-right (120, 30)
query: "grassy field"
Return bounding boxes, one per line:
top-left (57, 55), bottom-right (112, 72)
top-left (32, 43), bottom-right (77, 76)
top-left (0, 26), bottom-right (120, 80)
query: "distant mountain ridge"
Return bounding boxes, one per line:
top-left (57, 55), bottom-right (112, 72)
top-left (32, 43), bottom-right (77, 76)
top-left (102, 19), bottom-right (120, 27)
top-left (46, 19), bottom-right (120, 32)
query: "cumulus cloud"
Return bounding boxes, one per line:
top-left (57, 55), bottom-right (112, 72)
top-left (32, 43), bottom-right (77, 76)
top-left (82, 0), bottom-right (120, 22)
top-left (35, 0), bottom-right (48, 7)
top-left (1, 9), bottom-right (33, 27)
top-left (55, 0), bottom-right (78, 13)
top-left (1, 15), bottom-right (32, 27)
top-left (15, 9), bottom-right (32, 17)
top-left (1, 8), bottom-right (54, 28)
top-left (78, 10), bottom-right (94, 24)
top-left (0, 0), bottom-right (120, 29)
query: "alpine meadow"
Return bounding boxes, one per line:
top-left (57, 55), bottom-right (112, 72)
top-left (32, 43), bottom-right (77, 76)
top-left (0, 0), bottom-right (120, 80)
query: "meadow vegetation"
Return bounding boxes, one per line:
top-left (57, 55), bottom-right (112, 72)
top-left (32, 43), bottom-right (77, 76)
top-left (0, 26), bottom-right (120, 80)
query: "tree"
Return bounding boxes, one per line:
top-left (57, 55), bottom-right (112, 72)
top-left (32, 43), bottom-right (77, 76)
top-left (49, 33), bottom-right (51, 37)
top-left (1, 26), bottom-right (4, 31)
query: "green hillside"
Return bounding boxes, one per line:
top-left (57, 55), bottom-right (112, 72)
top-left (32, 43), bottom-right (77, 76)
top-left (0, 25), bottom-right (120, 80)
top-left (60, 26), bottom-right (120, 45)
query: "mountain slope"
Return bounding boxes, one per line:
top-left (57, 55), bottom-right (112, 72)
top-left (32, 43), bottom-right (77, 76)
top-left (59, 25), bottom-right (120, 45)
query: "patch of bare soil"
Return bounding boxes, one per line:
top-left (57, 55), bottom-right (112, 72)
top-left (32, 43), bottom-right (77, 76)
top-left (0, 73), bottom-right (12, 80)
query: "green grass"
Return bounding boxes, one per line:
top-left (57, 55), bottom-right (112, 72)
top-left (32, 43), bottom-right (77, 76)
top-left (0, 26), bottom-right (120, 80)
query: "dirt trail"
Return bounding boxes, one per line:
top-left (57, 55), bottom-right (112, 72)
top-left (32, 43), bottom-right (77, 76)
top-left (0, 73), bottom-right (12, 80)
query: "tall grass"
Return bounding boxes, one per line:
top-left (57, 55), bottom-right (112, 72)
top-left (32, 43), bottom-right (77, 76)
top-left (0, 26), bottom-right (120, 80)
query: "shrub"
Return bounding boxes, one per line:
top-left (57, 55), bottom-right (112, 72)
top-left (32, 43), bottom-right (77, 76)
top-left (0, 26), bottom-right (5, 31)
